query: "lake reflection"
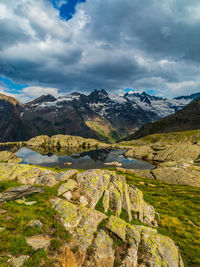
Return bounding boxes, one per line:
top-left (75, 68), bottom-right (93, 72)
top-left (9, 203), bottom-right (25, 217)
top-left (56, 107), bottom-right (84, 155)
top-left (15, 147), bottom-right (155, 170)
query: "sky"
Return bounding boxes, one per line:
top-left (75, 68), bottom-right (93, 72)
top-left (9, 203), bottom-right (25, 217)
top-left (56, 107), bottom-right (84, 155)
top-left (0, 0), bottom-right (200, 102)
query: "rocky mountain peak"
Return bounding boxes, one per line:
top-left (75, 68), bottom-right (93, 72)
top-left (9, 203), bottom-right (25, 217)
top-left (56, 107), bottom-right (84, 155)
top-left (26, 94), bottom-right (57, 106)
top-left (0, 93), bottom-right (23, 107)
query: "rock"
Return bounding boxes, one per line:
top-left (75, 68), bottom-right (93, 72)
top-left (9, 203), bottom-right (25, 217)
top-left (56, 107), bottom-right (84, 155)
top-left (46, 134), bottom-right (100, 148)
top-left (11, 255), bottom-right (29, 267)
top-left (128, 185), bottom-right (157, 226)
top-left (152, 166), bottom-right (200, 187)
top-left (109, 183), bottom-right (122, 216)
top-left (25, 135), bottom-right (50, 147)
top-left (104, 161), bottom-right (122, 167)
top-left (86, 229), bottom-right (115, 267)
top-left (63, 246), bottom-right (77, 267)
top-left (56, 169), bottom-right (79, 182)
top-left (73, 207), bottom-right (107, 251)
top-left (50, 170), bottom-right (184, 267)
top-left (76, 169), bottom-right (112, 208)
top-left (64, 162), bottom-right (72, 166)
top-left (25, 235), bottom-right (51, 250)
top-left (52, 199), bottom-right (82, 230)
top-left (0, 227), bottom-right (5, 232)
top-left (15, 199), bottom-right (37, 205)
top-left (29, 219), bottom-right (43, 229)
top-left (0, 151), bottom-right (18, 163)
top-left (79, 196), bottom-right (88, 206)
top-left (0, 185), bottom-right (44, 203)
top-left (103, 189), bottom-right (110, 213)
top-left (0, 163), bottom-right (66, 186)
top-left (63, 191), bottom-right (73, 201)
top-left (106, 215), bottom-right (127, 241)
top-left (137, 226), bottom-right (182, 267)
top-left (58, 179), bottom-right (78, 196)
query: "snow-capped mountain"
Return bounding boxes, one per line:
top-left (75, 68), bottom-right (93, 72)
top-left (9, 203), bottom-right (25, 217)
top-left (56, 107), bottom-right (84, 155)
top-left (124, 92), bottom-right (195, 117)
top-left (0, 89), bottom-right (199, 142)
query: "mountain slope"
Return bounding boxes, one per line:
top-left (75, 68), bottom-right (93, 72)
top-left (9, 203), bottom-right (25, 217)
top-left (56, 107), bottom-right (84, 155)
top-left (127, 97), bottom-right (200, 140)
top-left (0, 90), bottom-right (199, 142)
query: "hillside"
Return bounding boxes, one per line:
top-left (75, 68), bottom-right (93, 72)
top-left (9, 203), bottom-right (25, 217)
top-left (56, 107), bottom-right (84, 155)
top-left (124, 98), bottom-right (200, 140)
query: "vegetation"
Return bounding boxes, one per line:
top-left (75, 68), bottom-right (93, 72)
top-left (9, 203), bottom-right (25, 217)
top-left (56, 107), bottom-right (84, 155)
top-left (0, 180), bottom-right (71, 266)
top-left (120, 129), bottom-right (200, 146)
top-left (116, 170), bottom-right (200, 267)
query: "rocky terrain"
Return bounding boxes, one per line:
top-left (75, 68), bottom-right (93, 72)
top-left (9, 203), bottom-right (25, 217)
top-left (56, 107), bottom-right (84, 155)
top-left (0, 155), bottom-right (184, 266)
top-left (0, 90), bottom-right (198, 143)
top-left (119, 130), bottom-right (200, 187)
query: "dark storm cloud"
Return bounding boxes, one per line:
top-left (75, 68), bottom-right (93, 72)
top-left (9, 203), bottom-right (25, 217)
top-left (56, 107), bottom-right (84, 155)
top-left (1, 0), bottom-right (200, 99)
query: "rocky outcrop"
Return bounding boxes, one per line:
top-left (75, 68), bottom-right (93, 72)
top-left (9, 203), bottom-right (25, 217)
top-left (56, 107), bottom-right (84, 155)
top-left (49, 169), bottom-right (183, 266)
top-left (24, 134), bottom-right (103, 149)
top-left (125, 143), bottom-right (200, 187)
top-left (0, 163), bottom-right (78, 187)
top-left (0, 151), bottom-right (22, 163)
top-left (0, 164), bottom-right (184, 266)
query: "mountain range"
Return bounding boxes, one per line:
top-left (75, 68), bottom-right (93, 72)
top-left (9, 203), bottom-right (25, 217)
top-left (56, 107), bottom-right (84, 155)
top-left (0, 89), bottom-right (200, 142)
top-left (125, 96), bottom-right (200, 140)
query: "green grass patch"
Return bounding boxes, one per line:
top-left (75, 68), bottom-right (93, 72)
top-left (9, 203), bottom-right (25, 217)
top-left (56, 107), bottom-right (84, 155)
top-left (0, 180), bottom-right (71, 266)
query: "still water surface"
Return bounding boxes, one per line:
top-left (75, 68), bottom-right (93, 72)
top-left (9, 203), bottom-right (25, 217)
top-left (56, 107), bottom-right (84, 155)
top-left (14, 147), bottom-right (155, 170)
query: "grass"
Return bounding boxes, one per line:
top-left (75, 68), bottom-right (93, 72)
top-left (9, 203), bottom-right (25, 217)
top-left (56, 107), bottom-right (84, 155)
top-left (116, 170), bottom-right (200, 267)
top-left (0, 180), bottom-right (71, 266)
top-left (120, 129), bottom-right (200, 146)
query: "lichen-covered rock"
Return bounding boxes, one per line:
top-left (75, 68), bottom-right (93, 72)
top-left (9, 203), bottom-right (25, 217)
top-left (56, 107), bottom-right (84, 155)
top-left (0, 185), bottom-right (44, 202)
top-left (11, 255), bottom-right (29, 267)
top-left (56, 169), bottom-right (78, 181)
top-left (106, 215), bottom-right (127, 241)
top-left (76, 169), bottom-right (112, 208)
top-left (85, 229), bottom-right (115, 267)
top-left (73, 207), bottom-right (107, 251)
top-left (52, 198), bottom-right (82, 230)
top-left (102, 189), bottom-right (110, 213)
top-left (49, 170), bottom-right (184, 267)
top-left (137, 226), bottom-right (182, 267)
top-left (0, 151), bottom-right (21, 163)
top-left (58, 179), bottom-right (78, 196)
top-left (109, 183), bottom-right (122, 216)
top-left (25, 135), bottom-right (50, 147)
top-left (152, 166), bottom-right (200, 187)
top-left (0, 163), bottom-right (77, 186)
top-left (129, 185), bottom-right (157, 226)
top-left (46, 134), bottom-right (100, 148)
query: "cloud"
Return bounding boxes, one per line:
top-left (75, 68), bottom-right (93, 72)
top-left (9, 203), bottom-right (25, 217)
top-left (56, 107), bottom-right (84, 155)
top-left (0, 0), bottom-right (200, 98)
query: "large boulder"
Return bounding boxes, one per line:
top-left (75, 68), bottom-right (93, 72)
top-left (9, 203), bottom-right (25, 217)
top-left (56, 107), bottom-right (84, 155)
top-left (0, 163), bottom-right (78, 186)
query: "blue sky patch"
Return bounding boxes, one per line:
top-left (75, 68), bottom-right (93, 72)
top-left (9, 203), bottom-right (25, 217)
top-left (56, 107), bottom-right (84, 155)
top-left (0, 76), bottom-right (28, 94)
top-left (50, 0), bottom-right (86, 20)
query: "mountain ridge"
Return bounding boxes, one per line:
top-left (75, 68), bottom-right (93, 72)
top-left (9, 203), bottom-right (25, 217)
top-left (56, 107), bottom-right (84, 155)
top-left (0, 89), bottom-right (199, 142)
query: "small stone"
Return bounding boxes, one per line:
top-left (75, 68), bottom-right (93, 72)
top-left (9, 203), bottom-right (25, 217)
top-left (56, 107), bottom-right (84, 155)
top-left (0, 209), bottom-right (7, 214)
top-left (16, 199), bottom-right (36, 206)
top-left (11, 255), bottom-right (29, 267)
top-left (0, 227), bottom-right (5, 232)
top-left (29, 219), bottom-right (43, 229)
top-left (63, 191), bottom-right (73, 201)
top-left (25, 235), bottom-right (51, 250)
